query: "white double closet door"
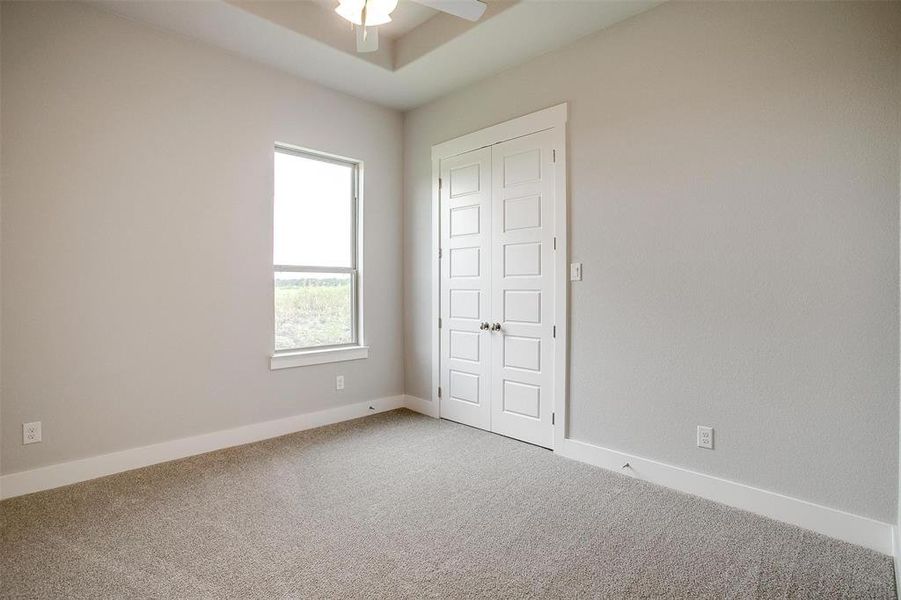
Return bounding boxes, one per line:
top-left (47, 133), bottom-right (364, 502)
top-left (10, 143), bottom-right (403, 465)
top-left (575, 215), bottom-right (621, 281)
top-left (439, 129), bottom-right (556, 449)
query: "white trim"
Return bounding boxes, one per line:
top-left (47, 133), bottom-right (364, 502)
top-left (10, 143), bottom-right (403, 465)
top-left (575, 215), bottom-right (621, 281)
top-left (272, 142), bottom-right (366, 361)
top-left (558, 437), bottom-right (893, 555)
top-left (431, 103), bottom-right (569, 444)
top-left (404, 395), bottom-right (439, 418)
top-left (551, 121), bottom-right (568, 450)
top-left (0, 395), bottom-right (404, 500)
top-left (893, 527), bottom-right (901, 591)
top-left (431, 152), bottom-right (441, 414)
top-left (270, 345), bottom-right (369, 369)
top-left (431, 103), bottom-right (568, 160)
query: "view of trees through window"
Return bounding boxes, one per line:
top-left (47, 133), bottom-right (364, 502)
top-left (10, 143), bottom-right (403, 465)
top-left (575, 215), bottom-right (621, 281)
top-left (274, 273), bottom-right (352, 351)
top-left (273, 147), bottom-right (357, 352)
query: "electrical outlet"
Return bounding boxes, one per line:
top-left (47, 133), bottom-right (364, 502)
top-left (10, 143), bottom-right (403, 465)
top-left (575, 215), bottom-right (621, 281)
top-left (336, 375), bottom-right (345, 391)
top-left (23, 421), bottom-right (42, 445)
top-left (697, 425), bottom-right (713, 450)
top-left (570, 263), bottom-right (582, 281)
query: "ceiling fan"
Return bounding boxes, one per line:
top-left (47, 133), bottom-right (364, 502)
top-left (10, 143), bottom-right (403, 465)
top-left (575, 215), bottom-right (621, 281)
top-left (335, 0), bottom-right (488, 53)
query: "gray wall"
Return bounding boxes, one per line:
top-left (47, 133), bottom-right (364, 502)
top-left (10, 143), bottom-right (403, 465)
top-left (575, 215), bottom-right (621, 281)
top-left (1, 1), bottom-right (404, 474)
top-left (3, 0), bottom-right (899, 524)
top-left (404, 1), bottom-right (901, 521)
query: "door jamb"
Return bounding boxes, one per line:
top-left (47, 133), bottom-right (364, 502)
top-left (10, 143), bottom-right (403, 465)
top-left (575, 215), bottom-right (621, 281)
top-left (430, 103), bottom-right (569, 451)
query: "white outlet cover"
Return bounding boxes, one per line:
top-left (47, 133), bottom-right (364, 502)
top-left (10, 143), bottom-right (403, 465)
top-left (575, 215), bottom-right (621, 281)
top-left (697, 425), bottom-right (713, 450)
top-left (23, 421), bottom-right (42, 445)
top-left (336, 375), bottom-right (345, 390)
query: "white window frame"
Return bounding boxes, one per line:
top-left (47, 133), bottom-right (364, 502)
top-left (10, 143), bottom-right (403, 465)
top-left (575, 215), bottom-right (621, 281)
top-left (270, 144), bottom-right (368, 370)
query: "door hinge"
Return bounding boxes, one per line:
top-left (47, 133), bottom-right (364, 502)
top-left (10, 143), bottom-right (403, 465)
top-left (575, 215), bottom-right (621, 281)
top-left (439, 248), bottom-right (443, 259)
top-left (438, 386), bottom-right (442, 398)
top-left (552, 412), bottom-right (555, 425)
top-left (438, 177), bottom-right (443, 190)
top-left (439, 317), bottom-right (442, 328)
top-left (553, 237), bottom-right (557, 250)
top-left (552, 149), bottom-right (557, 163)
top-left (553, 325), bottom-right (556, 338)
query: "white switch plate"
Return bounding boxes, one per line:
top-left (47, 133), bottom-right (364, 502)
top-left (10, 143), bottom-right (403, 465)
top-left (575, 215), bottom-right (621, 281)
top-left (336, 375), bottom-right (345, 391)
top-left (697, 425), bottom-right (713, 450)
top-left (23, 421), bottom-right (42, 445)
top-left (570, 262), bottom-right (582, 281)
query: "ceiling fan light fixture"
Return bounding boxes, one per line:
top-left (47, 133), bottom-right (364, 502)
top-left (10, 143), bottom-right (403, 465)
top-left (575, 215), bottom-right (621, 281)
top-left (335, 0), bottom-right (397, 26)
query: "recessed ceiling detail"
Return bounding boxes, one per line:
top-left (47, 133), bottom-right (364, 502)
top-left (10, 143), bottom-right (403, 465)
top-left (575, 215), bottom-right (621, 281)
top-left (91, 0), bottom-right (664, 109)
top-left (331, 0), bottom-right (488, 53)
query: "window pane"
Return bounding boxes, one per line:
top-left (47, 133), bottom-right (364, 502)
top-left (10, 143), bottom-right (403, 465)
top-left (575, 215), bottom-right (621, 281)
top-left (274, 151), bottom-right (353, 268)
top-left (275, 272), bottom-right (353, 351)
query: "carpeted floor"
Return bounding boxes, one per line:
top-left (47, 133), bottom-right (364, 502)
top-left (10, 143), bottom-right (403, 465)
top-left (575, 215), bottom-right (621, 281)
top-left (1, 409), bottom-right (895, 599)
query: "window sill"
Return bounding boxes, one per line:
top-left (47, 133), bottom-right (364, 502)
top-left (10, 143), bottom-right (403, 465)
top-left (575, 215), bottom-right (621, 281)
top-left (270, 346), bottom-right (369, 370)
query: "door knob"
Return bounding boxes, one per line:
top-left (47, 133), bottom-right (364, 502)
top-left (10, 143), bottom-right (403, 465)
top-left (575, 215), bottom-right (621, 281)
top-left (479, 322), bottom-right (490, 331)
top-left (490, 322), bottom-right (502, 332)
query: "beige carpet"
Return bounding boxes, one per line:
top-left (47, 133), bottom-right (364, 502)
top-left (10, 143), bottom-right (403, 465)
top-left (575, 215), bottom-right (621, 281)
top-left (1, 409), bottom-right (895, 599)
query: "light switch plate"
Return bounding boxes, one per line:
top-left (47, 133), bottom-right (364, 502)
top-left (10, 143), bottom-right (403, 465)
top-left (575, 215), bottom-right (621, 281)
top-left (570, 263), bottom-right (582, 281)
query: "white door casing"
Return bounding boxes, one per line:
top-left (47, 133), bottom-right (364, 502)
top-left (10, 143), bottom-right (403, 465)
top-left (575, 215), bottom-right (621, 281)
top-left (439, 147), bottom-right (492, 431)
top-left (433, 103), bottom-right (568, 451)
top-left (489, 130), bottom-right (556, 448)
top-left (438, 131), bottom-right (556, 449)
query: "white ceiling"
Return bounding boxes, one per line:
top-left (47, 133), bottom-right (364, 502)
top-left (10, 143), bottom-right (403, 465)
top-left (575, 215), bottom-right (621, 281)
top-left (92, 0), bottom-right (663, 110)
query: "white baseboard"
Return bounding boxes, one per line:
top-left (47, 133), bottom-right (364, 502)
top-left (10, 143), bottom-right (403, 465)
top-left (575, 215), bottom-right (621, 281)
top-left (893, 526), bottom-right (900, 590)
top-left (399, 399), bottom-right (893, 555)
top-left (2, 395), bottom-right (892, 557)
top-left (403, 395), bottom-right (439, 418)
top-left (0, 395), bottom-right (407, 501)
top-left (558, 438), bottom-right (893, 555)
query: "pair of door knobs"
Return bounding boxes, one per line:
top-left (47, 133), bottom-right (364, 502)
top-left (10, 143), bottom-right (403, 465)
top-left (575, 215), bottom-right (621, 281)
top-left (479, 322), bottom-right (502, 332)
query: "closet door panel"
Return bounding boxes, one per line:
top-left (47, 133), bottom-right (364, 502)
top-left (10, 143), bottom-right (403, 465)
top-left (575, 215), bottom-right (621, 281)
top-left (439, 147), bottom-right (492, 432)
top-left (489, 130), bottom-right (556, 449)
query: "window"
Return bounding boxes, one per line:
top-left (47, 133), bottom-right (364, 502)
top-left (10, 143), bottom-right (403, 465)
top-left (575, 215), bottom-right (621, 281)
top-left (271, 146), bottom-right (366, 368)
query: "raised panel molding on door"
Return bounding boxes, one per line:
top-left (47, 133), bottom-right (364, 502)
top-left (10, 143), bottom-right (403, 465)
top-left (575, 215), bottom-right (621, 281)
top-left (433, 103), bottom-right (567, 452)
top-left (490, 129), bottom-right (556, 449)
top-left (439, 147), bottom-right (492, 431)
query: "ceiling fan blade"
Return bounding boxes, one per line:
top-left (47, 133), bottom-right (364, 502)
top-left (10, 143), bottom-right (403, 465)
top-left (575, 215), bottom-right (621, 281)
top-left (355, 25), bottom-right (379, 52)
top-left (411, 0), bottom-right (487, 22)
